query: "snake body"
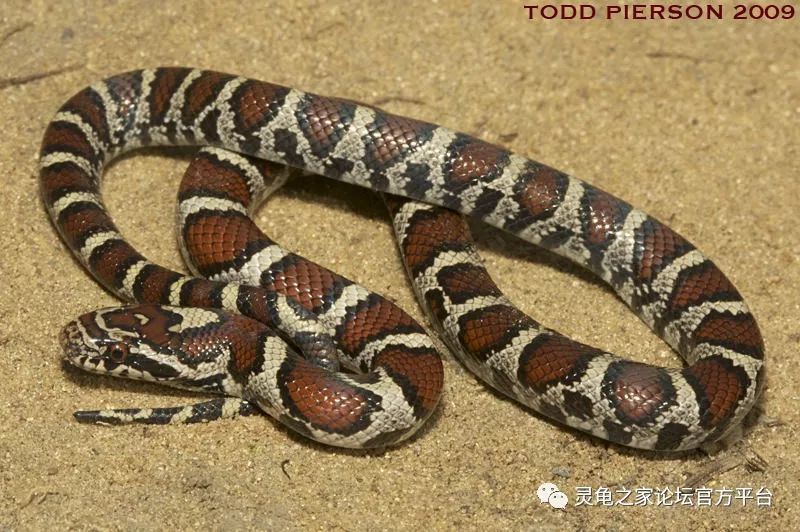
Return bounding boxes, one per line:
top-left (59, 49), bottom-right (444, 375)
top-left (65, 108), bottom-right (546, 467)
top-left (42, 68), bottom-right (765, 450)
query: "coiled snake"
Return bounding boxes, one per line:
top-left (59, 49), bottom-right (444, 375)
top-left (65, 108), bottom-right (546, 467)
top-left (41, 68), bottom-right (765, 450)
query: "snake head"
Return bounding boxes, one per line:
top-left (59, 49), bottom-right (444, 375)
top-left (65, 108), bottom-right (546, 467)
top-left (59, 304), bottom-right (189, 382)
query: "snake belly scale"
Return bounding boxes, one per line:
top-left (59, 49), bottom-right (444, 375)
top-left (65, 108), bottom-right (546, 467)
top-left (41, 68), bottom-right (765, 450)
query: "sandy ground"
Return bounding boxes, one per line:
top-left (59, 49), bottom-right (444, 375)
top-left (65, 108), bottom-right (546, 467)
top-left (0, 1), bottom-right (797, 530)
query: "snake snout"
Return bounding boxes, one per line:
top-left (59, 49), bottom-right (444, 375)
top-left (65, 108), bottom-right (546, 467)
top-left (59, 320), bottom-right (90, 365)
top-left (59, 321), bottom-right (75, 353)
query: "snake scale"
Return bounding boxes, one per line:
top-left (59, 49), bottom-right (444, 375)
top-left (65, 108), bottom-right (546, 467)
top-left (41, 67), bottom-right (765, 450)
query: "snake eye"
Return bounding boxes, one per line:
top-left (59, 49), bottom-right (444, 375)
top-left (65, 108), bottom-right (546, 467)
top-left (106, 342), bottom-right (129, 363)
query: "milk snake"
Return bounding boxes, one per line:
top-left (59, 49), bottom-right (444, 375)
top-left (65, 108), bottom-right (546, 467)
top-left (41, 68), bottom-right (765, 450)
